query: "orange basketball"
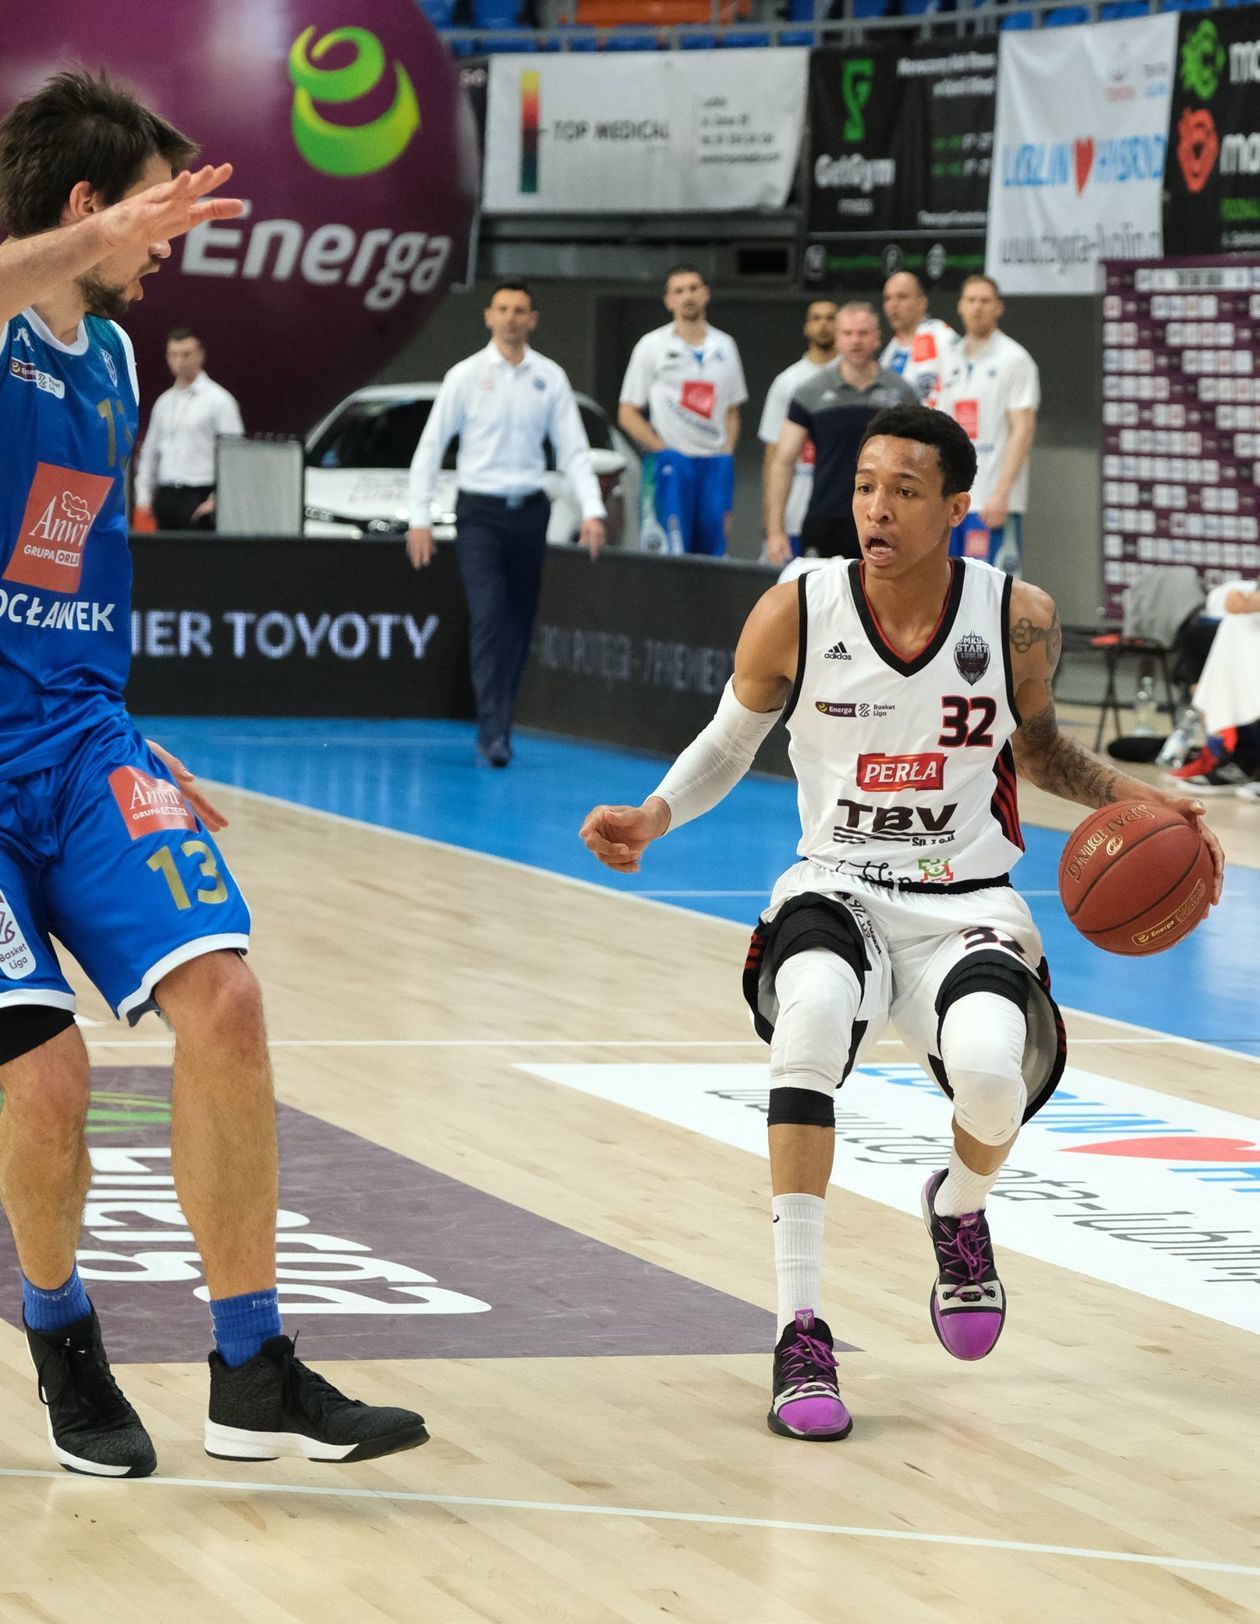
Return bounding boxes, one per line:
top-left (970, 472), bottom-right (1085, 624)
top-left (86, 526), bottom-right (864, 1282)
top-left (1057, 800), bottom-right (1213, 955)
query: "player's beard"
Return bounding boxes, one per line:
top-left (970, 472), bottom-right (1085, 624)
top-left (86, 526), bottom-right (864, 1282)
top-left (76, 270), bottom-right (133, 322)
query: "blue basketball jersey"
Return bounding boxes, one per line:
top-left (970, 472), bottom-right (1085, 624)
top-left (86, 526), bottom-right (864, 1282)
top-left (0, 309), bottom-right (139, 779)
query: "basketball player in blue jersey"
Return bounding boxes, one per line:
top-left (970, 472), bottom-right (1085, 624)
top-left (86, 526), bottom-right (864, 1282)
top-left (581, 405), bottom-right (1224, 1441)
top-left (0, 72), bottom-right (426, 1477)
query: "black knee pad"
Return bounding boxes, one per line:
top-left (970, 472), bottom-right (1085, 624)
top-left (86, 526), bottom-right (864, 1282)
top-left (744, 893), bottom-right (869, 1047)
top-left (0, 1005), bottom-right (76, 1067)
top-left (935, 950), bottom-right (1031, 1022)
top-left (767, 1086), bottom-right (842, 1128)
top-left (766, 895), bottom-right (868, 986)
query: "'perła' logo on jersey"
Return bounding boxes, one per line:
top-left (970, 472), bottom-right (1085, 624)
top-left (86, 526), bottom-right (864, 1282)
top-left (856, 752), bottom-right (945, 793)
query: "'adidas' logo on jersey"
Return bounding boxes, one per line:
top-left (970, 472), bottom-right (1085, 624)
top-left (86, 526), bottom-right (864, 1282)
top-left (824, 641), bottom-right (850, 660)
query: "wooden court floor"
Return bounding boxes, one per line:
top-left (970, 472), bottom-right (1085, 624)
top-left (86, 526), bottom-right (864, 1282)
top-left (0, 776), bottom-right (1258, 1624)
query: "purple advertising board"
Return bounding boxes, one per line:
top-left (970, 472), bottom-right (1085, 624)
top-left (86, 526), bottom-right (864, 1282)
top-left (1101, 257), bottom-right (1260, 619)
top-left (0, 1), bottom-right (480, 435)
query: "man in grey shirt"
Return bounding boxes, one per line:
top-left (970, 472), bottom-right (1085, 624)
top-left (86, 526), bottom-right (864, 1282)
top-left (764, 302), bottom-right (916, 561)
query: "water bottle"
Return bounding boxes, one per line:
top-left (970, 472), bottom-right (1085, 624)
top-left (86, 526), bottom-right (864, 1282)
top-left (1156, 704), bottom-right (1204, 768)
top-left (1132, 675), bottom-right (1158, 737)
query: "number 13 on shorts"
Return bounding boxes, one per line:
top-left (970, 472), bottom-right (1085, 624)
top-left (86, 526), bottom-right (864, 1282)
top-left (146, 840), bottom-right (229, 911)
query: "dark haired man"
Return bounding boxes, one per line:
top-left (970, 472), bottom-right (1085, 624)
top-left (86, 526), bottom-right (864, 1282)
top-left (581, 405), bottom-right (1221, 1441)
top-left (0, 70), bottom-right (427, 1478)
top-left (134, 327), bottom-right (244, 530)
top-left (758, 299), bottom-right (838, 566)
top-left (407, 282), bottom-right (605, 767)
top-left (618, 265), bottom-right (746, 556)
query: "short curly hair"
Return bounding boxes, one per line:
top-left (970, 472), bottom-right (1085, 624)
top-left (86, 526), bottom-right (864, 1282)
top-left (860, 405), bottom-right (978, 497)
top-left (0, 69), bottom-right (196, 237)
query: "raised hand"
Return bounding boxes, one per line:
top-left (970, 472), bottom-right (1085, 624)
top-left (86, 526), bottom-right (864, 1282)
top-left (100, 164), bottom-right (243, 250)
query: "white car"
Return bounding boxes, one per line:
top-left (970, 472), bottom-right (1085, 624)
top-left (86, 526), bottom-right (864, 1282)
top-left (303, 383), bottom-right (637, 546)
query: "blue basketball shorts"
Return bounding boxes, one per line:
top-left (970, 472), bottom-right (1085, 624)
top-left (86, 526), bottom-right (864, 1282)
top-left (0, 715), bottom-right (250, 1024)
top-left (644, 450), bottom-right (735, 556)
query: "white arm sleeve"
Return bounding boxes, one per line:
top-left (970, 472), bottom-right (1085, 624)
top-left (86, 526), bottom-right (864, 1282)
top-left (652, 679), bottom-right (782, 831)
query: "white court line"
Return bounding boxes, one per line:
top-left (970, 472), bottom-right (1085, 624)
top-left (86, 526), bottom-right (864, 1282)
top-left (640, 887), bottom-right (1061, 899)
top-left (82, 1037), bottom-right (766, 1050)
top-left (0, 1469), bottom-right (1254, 1579)
top-left (178, 781), bottom-right (1260, 1071)
top-left (80, 1034), bottom-right (1190, 1051)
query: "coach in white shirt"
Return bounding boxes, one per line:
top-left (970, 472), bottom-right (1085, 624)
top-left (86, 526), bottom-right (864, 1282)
top-left (134, 327), bottom-right (244, 530)
top-left (407, 282), bottom-right (605, 768)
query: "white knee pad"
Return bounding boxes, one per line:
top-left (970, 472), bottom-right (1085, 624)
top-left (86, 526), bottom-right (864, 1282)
top-left (769, 947), bottom-right (862, 1098)
top-left (939, 990), bottom-right (1028, 1146)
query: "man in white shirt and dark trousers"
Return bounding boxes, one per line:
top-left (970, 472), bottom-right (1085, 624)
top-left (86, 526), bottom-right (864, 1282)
top-left (936, 276), bottom-right (1039, 575)
top-left (618, 266), bottom-right (746, 556)
top-left (134, 326), bottom-right (244, 530)
top-left (406, 283), bottom-right (605, 768)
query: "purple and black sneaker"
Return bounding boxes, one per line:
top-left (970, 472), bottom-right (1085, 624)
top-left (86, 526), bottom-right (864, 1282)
top-left (921, 1170), bottom-right (1006, 1361)
top-left (766, 1310), bottom-right (853, 1441)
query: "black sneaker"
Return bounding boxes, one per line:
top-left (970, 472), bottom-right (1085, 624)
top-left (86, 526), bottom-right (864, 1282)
top-left (205, 1335), bottom-right (429, 1462)
top-left (26, 1310), bottom-right (157, 1479)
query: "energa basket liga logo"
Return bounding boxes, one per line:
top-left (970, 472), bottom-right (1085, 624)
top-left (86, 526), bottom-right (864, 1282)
top-left (288, 25), bottom-right (420, 175)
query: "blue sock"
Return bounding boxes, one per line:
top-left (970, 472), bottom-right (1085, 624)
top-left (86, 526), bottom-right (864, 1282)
top-left (210, 1289), bottom-right (283, 1368)
top-left (23, 1268), bottom-right (91, 1334)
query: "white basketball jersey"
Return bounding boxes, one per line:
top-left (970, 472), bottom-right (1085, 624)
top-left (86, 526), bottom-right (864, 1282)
top-left (785, 558), bottom-right (1024, 887)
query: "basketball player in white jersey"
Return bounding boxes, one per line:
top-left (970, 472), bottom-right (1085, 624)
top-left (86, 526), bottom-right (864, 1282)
top-left (580, 405), bottom-right (1223, 1441)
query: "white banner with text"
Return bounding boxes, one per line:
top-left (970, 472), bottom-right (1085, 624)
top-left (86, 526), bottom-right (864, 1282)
top-left (483, 50), bottom-right (808, 214)
top-left (986, 15), bottom-right (1177, 295)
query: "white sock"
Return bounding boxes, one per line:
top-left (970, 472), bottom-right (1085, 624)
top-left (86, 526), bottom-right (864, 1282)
top-left (772, 1192), bottom-right (826, 1338)
top-left (934, 1149), bottom-right (1002, 1217)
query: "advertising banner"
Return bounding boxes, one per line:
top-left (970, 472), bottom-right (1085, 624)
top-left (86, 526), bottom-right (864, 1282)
top-left (1100, 257), bottom-right (1260, 618)
top-left (127, 537), bottom-right (472, 717)
top-left (482, 50), bottom-right (808, 214)
top-left (1, 0), bottom-right (480, 434)
top-left (517, 550), bottom-right (790, 775)
top-left (986, 15), bottom-right (1177, 295)
top-left (803, 44), bottom-right (996, 291)
top-left (1165, 12), bottom-right (1260, 256)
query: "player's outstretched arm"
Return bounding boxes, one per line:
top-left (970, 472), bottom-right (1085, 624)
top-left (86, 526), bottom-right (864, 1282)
top-left (0, 165), bottom-right (242, 327)
top-left (579, 580), bottom-right (799, 874)
top-left (1008, 581), bottom-right (1223, 900)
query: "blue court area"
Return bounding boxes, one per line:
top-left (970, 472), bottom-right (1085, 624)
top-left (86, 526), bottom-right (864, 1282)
top-left (139, 716), bottom-right (1260, 1058)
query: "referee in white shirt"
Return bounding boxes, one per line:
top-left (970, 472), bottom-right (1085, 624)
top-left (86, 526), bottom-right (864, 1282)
top-left (134, 327), bottom-right (244, 530)
top-left (406, 283), bottom-right (605, 768)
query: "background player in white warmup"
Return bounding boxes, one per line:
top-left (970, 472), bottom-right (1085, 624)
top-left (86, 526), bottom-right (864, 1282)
top-left (581, 405), bottom-right (1222, 1441)
top-left (880, 271), bottom-right (957, 409)
top-left (758, 298), bottom-right (838, 565)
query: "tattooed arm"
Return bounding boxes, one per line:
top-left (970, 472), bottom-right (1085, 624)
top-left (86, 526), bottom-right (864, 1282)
top-left (1008, 581), bottom-right (1223, 900)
